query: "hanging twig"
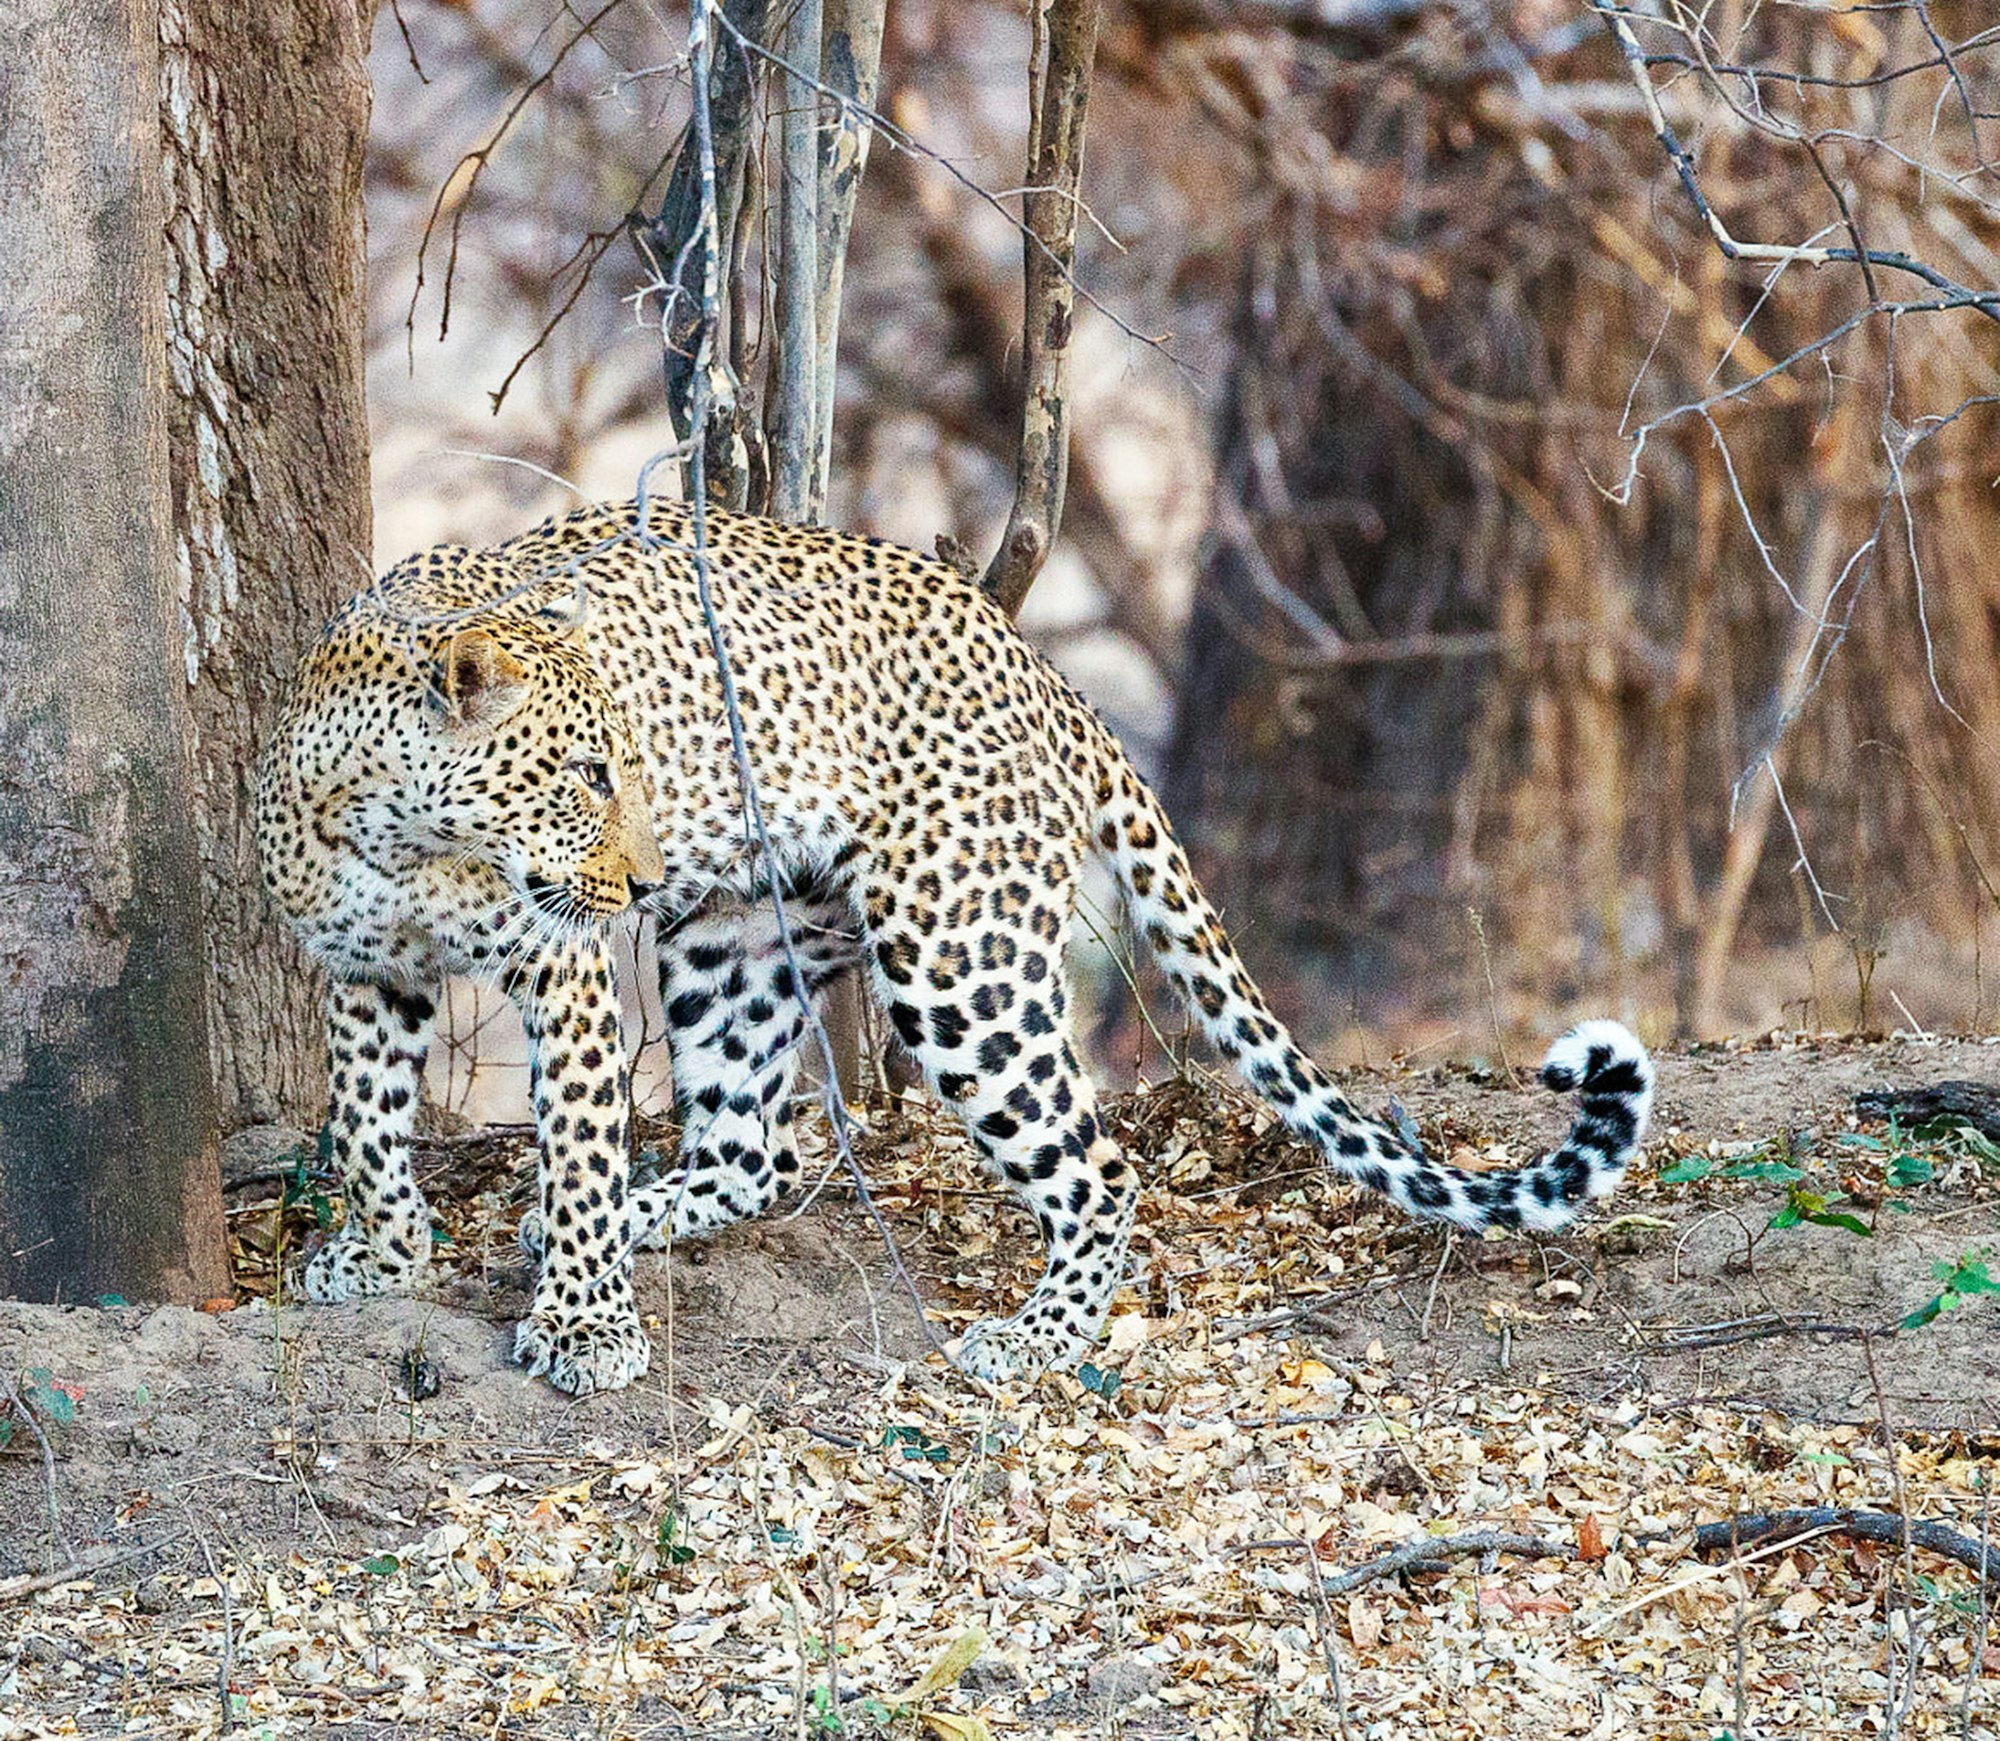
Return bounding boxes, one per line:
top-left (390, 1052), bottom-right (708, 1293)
top-left (629, 0), bottom-right (771, 462)
top-left (627, 0), bottom-right (944, 1360)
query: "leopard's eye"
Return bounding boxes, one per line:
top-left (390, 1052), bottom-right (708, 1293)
top-left (568, 756), bottom-right (614, 799)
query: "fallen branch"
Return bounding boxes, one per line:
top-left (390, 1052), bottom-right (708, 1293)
top-left (1213, 1275), bottom-right (1404, 1343)
top-left (0, 1533), bottom-right (185, 1605)
top-left (1320, 1530), bottom-right (1573, 1596)
top-left (1639, 1312), bottom-right (1890, 1354)
top-left (1855, 1082), bottom-right (2000, 1144)
top-left (1693, 1509), bottom-right (2000, 1581)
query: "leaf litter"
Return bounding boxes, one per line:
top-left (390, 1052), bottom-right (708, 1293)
top-left (2, 1032), bottom-right (1996, 1737)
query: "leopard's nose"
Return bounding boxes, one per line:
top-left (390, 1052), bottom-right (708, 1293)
top-left (627, 876), bottom-right (662, 905)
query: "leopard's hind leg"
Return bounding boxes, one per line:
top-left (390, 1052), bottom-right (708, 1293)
top-left (861, 849), bottom-right (1138, 1382)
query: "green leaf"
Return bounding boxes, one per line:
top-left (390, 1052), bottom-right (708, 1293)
top-left (1886, 1152), bottom-right (1935, 1189)
top-left (22, 1371), bottom-right (76, 1426)
top-left (96, 1293), bottom-right (128, 1309)
top-left (1902, 1292), bottom-right (1951, 1331)
top-left (1720, 1159), bottom-right (1804, 1184)
top-left (1659, 1157), bottom-right (1713, 1184)
top-left (1932, 1252), bottom-right (2000, 1296)
top-left (1955, 1128), bottom-right (2000, 1169)
top-left (1768, 1200), bottom-right (1802, 1230)
top-left (1802, 1209), bottom-right (1872, 1238)
top-left (360, 1553), bottom-right (400, 1576)
top-left (1836, 1133), bottom-right (1886, 1152)
top-left (767, 1525), bottom-right (798, 1546)
top-left (1957, 1256), bottom-right (1999, 1295)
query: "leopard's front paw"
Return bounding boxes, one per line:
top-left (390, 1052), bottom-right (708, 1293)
top-left (953, 1309), bottom-right (1096, 1386)
top-left (513, 1309), bottom-right (652, 1396)
top-left (302, 1232), bottom-right (427, 1303)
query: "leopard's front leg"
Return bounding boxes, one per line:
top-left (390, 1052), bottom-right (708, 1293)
top-left (303, 979), bottom-right (439, 1303)
top-left (507, 934), bottom-right (650, 1396)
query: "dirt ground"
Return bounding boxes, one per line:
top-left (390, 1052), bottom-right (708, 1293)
top-left (3, 1032), bottom-right (1997, 1739)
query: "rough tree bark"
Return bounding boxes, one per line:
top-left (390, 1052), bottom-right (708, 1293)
top-left (162, 0), bottom-right (378, 1126)
top-left (0, 0), bottom-right (232, 1302)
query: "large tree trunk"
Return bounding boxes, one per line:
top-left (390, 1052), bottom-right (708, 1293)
top-left (162, 0), bottom-right (377, 1127)
top-left (0, 0), bottom-right (232, 1302)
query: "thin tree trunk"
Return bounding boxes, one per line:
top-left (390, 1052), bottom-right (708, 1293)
top-left (0, 0), bottom-right (232, 1302)
top-left (636, 0), bottom-right (771, 506)
top-left (808, 0), bottom-right (886, 506)
top-left (767, 0), bottom-right (823, 521)
top-left (982, 0), bottom-right (1105, 615)
top-left (162, 0), bottom-right (377, 1126)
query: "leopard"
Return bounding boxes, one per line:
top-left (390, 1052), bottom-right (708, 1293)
top-left (255, 496), bottom-right (1655, 1395)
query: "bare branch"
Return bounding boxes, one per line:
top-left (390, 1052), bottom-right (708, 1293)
top-left (1598, 5), bottom-right (2000, 326)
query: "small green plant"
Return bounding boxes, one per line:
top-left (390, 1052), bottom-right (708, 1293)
top-left (1663, 1117), bottom-right (1981, 1242)
top-left (281, 1128), bottom-right (336, 1232)
top-left (1078, 1361), bottom-right (1123, 1398)
top-left (1766, 1184), bottom-right (1870, 1238)
top-left (806, 1685), bottom-right (892, 1736)
top-left (656, 1510), bottom-right (696, 1566)
top-left (1901, 1249), bottom-right (2000, 1330)
top-left (881, 1423), bottom-right (950, 1463)
top-left (1912, 1568), bottom-right (1987, 1618)
top-left (1, 1367), bottom-right (82, 1448)
top-left (1657, 1146), bottom-right (1803, 1189)
top-left (360, 1553), bottom-right (400, 1577)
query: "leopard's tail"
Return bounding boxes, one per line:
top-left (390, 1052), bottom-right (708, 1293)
top-left (1084, 731), bottom-right (1654, 1233)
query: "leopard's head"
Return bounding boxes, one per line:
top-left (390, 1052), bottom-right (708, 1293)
top-left (256, 606), bottom-right (665, 959)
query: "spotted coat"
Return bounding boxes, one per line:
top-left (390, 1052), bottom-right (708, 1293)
top-left (255, 499), bottom-right (1655, 1394)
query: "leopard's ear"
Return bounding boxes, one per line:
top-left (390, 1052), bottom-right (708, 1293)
top-left (429, 627), bottom-right (530, 734)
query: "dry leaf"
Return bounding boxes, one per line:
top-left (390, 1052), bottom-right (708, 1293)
top-left (1578, 1513), bottom-right (1606, 1563)
top-left (901, 1626), bottom-right (991, 1706)
top-left (1346, 1596), bottom-right (1384, 1650)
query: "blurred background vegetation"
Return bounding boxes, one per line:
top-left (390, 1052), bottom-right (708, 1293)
top-left (366, 0), bottom-right (2000, 1079)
